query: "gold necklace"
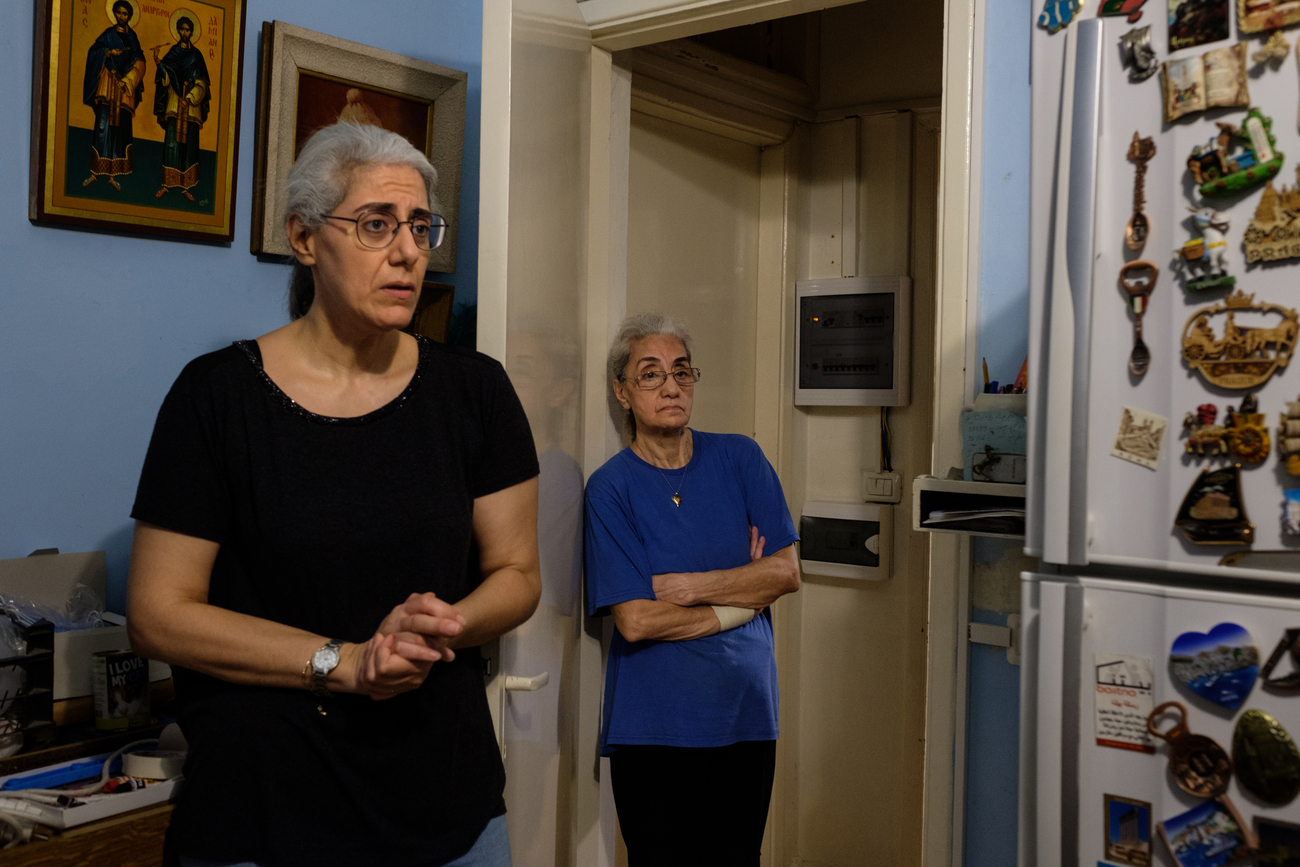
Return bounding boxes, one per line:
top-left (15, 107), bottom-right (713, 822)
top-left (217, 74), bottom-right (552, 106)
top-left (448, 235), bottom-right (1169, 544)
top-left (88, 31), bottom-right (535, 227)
top-left (635, 442), bottom-right (691, 506)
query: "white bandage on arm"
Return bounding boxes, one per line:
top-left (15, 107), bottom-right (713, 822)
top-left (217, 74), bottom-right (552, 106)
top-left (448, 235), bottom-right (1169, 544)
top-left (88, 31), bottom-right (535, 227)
top-left (711, 605), bottom-right (757, 632)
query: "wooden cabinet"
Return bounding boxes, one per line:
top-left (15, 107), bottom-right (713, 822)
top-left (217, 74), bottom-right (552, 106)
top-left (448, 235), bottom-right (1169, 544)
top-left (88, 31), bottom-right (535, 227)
top-left (5, 803), bottom-right (172, 867)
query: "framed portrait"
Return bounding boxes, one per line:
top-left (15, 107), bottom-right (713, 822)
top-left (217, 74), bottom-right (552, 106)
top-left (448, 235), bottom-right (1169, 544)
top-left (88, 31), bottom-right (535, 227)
top-left (29, 0), bottom-right (247, 241)
top-left (250, 21), bottom-right (466, 273)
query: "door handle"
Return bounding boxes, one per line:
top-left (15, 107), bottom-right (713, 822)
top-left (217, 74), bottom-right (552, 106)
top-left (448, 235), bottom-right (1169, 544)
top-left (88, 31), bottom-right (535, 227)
top-left (504, 671), bottom-right (549, 691)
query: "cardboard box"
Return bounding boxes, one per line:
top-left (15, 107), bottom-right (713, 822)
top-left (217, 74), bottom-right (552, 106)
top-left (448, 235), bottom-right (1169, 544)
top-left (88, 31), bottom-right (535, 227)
top-left (0, 550), bottom-right (170, 699)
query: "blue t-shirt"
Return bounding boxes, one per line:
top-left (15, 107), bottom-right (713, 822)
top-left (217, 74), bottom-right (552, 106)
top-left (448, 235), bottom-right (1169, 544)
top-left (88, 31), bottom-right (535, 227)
top-left (585, 430), bottom-right (799, 753)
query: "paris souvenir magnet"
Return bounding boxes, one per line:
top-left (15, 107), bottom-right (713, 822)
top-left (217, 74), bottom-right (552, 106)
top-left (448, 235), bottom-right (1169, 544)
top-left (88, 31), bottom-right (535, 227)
top-left (1232, 709), bottom-right (1300, 804)
top-left (1156, 796), bottom-right (1256, 867)
top-left (1244, 180), bottom-right (1300, 264)
top-left (1147, 701), bottom-right (1233, 798)
top-left (1174, 465), bottom-right (1255, 545)
top-left (1261, 627), bottom-right (1300, 688)
top-left (1103, 794), bottom-right (1152, 867)
top-left (1169, 622), bottom-right (1259, 710)
top-left (1181, 291), bottom-right (1299, 391)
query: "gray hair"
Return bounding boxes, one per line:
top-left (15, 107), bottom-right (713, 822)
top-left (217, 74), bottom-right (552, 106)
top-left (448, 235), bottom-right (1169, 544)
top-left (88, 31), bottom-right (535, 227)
top-left (283, 122), bottom-right (440, 319)
top-left (607, 312), bottom-right (693, 438)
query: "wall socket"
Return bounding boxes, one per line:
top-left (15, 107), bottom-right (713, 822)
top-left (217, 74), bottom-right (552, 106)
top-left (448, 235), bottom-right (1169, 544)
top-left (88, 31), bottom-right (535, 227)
top-left (862, 471), bottom-right (902, 504)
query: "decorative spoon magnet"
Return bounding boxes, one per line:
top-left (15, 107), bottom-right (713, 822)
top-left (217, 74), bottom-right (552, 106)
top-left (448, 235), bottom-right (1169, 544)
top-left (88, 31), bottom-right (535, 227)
top-left (1127, 132), bottom-right (1156, 251)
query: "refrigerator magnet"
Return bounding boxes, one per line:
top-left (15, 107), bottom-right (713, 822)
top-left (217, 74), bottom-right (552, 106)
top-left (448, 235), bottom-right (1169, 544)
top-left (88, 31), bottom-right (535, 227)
top-left (1239, 0), bottom-right (1300, 34)
top-left (1181, 291), bottom-right (1299, 391)
top-left (1254, 817), bottom-right (1300, 867)
top-left (1126, 135), bottom-right (1156, 250)
top-left (1183, 404), bottom-right (1229, 457)
top-left (1119, 261), bottom-right (1158, 375)
top-left (1232, 709), bottom-right (1300, 803)
top-left (1250, 30), bottom-right (1290, 66)
top-left (1261, 627), bottom-right (1300, 688)
top-left (1173, 208), bottom-right (1235, 292)
top-left (1224, 394), bottom-right (1270, 462)
top-left (1174, 465), bottom-right (1255, 545)
top-left (1244, 181), bottom-right (1300, 265)
top-left (1168, 1), bottom-right (1232, 53)
top-left (1161, 45), bottom-right (1249, 122)
top-left (1169, 622), bottom-right (1259, 710)
top-left (1095, 654), bottom-right (1157, 752)
top-left (1147, 701), bottom-right (1233, 798)
top-left (1101, 0), bottom-right (1150, 21)
top-left (1283, 492), bottom-right (1300, 535)
top-left (1156, 796), bottom-right (1257, 867)
top-left (1278, 399), bottom-right (1300, 474)
top-left (1104, 795), bottom-right (1153, 866)
top-left (1112, 408), bottom-right (1167, 469)
top-left (1120, 27), bottom-right (1160, 81)
top-left (1037, 0), bottom-right (1082, 33)
top-left (1186, 109), bottom-right (1282, 199)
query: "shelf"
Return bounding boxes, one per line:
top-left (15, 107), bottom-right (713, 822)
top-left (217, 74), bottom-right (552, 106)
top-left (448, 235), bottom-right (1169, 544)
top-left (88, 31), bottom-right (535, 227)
top-left (912, 476), bottom-right (1027, 539)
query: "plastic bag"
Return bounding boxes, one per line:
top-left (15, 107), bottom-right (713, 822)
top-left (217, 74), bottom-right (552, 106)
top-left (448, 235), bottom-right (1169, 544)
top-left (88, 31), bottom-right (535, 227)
top-left (0, 615), bottom-right (27, 718)
top-left (0, 583), bottom-right (104, 632)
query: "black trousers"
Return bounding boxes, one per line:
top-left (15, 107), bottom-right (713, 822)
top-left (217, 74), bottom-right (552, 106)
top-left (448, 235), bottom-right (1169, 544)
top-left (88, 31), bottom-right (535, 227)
top-left (609, 740), bottom-right (777, 867)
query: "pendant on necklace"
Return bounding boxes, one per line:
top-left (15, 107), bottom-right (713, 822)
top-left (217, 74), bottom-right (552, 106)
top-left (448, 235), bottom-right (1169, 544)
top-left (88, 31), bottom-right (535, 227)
top-left (672, 494), bottom-right (682, 507)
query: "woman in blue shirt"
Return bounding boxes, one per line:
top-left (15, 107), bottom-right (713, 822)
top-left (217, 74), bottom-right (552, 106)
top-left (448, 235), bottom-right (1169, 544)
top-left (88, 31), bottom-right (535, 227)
top-left (585, 312), bottom-right (801, 866)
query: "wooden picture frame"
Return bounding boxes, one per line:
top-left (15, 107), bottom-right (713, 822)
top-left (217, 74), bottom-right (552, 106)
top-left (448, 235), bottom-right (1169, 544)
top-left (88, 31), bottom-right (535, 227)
top-left (250, 21), bottom-right (466, 272)
top-left (29, 0), bottom-right (247, 241)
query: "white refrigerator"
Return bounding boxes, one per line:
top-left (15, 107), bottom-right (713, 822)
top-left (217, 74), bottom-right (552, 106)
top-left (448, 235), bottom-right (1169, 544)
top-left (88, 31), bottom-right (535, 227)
top-left (1024, 8), bottom-right (1300, 867)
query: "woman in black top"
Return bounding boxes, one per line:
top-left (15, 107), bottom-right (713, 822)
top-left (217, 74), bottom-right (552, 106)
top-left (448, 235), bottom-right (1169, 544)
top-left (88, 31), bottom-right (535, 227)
top-left (128, 122), bottom-right (540, 867)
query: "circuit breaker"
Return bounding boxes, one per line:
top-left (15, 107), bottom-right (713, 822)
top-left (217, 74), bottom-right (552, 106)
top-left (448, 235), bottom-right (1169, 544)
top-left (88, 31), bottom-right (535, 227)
top-left (795, 276), bottom-right (911, 407)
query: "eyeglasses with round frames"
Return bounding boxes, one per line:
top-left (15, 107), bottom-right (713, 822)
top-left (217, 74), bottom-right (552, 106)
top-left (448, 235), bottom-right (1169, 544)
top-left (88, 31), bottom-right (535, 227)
top-left (323, 211), bottom-right (448, 251)
top-left (620, 368), bottom-right (702, 390)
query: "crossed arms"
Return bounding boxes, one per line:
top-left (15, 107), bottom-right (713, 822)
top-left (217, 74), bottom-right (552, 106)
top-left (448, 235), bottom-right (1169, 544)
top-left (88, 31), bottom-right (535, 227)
top-left (610, 527), bottom-right (800, 643)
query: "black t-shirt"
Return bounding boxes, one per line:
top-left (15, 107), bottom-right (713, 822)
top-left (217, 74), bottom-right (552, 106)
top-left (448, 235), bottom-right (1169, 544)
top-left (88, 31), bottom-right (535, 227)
top-left (131, 337), bottom-right (538, 866)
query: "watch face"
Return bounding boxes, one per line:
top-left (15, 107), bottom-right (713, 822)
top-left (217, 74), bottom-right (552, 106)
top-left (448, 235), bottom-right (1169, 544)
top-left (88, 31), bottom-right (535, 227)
top-left (314, 645), bottom-right (340, 674)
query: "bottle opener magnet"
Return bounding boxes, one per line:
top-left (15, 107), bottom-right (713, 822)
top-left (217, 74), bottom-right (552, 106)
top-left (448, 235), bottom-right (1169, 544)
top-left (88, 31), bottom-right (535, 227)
top-left (1147, 701), bottom-right (1233, 798)
top-left (1120, 260), bottom-right (1158, 376)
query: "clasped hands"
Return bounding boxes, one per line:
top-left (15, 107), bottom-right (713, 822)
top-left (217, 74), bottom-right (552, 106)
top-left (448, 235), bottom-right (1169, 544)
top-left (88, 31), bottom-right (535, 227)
top-left (651, 526), bottom-right (766, 608)
top-left (349, 592), bottom-right (465, 701)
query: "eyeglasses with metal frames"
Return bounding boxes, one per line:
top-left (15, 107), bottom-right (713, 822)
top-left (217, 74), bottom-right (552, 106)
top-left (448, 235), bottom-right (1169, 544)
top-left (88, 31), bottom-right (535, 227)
top-left (322, 211), bottom-right (448, 250)
top-left (620, 368), bottom-right (702, 390)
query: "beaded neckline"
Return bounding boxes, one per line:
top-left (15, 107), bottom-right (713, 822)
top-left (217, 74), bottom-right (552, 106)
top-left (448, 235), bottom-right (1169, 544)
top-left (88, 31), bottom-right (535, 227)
top-left (234, 337), bottom-right (426, 425)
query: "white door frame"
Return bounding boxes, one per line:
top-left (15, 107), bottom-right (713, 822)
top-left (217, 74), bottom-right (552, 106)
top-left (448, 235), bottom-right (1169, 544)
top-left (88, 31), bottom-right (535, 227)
top-left (480, 3), bottom-right (978, 865)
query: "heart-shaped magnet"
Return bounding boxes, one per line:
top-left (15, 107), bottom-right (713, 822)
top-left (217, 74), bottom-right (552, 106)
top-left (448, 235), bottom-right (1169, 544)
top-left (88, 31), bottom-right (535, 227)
top-left (1169, 622), bottom-right (1259, 711)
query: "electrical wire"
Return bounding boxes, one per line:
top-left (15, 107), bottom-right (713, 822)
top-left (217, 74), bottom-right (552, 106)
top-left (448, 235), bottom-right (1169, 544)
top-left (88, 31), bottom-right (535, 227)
top-left (5, 739), bottom-right (162, 802)
top-left (880, 406), bottom-right (893, 472)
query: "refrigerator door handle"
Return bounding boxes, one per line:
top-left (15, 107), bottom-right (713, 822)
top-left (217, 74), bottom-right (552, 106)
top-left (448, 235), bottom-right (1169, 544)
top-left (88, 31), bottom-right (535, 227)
top-left (1041, 20), bottom-right (1102, 566)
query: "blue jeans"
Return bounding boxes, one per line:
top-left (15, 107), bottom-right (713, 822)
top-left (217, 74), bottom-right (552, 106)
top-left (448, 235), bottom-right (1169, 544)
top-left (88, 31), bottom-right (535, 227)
top-left (179, 814), bottom-right (513, 867)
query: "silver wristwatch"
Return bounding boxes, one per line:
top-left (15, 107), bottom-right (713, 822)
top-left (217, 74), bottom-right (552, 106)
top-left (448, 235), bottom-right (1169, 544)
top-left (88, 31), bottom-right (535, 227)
top-left (309, 639), bottom-right (343, 697)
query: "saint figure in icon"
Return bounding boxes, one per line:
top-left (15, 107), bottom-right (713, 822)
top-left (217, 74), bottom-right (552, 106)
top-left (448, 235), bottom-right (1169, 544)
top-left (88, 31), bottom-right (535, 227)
top-left (152, 16), bottom-right (211, 201)
top-left (82, 0), bottom-right (146, 191)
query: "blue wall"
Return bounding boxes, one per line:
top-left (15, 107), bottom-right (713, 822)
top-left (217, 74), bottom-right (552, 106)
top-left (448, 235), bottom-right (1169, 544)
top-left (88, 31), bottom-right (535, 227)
top-left (0, 1), bottom-right (483, 613)
top-left (965, 0), bottom-right (1033, 862)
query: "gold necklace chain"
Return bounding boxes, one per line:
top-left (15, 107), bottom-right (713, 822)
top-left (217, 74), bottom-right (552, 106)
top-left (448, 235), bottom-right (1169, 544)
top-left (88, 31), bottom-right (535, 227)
top-left (634, 441), bottom-right (691, 506)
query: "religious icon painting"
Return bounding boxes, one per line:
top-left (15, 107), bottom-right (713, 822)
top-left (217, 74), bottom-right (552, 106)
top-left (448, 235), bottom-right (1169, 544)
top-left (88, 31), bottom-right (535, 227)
top-left (250, 21), bottom-right (467, 273)
top-left (1104, 795), bottom-right (1152, 867)
top-left (1157, 797), bottom-right (1256, 867)
top-left (1168, 0), bottom-right (1231, 51)
top-left (29, 0), bottom-right (248, 241)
